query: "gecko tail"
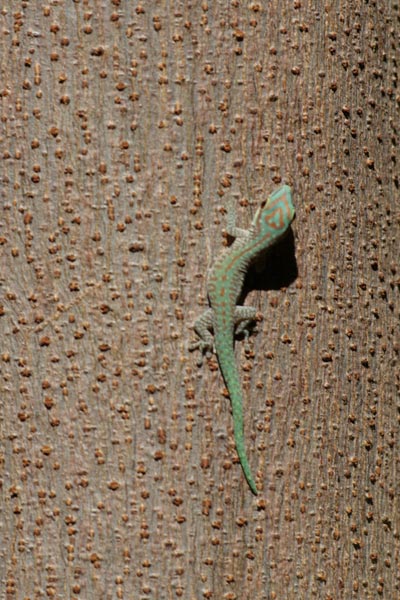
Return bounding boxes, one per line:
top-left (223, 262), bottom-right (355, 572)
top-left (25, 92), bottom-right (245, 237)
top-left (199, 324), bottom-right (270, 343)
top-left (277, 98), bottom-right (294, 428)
top-left (215, 337), bottom-right (259, 495)
top-left (233, 420), bottom-right (258, 495)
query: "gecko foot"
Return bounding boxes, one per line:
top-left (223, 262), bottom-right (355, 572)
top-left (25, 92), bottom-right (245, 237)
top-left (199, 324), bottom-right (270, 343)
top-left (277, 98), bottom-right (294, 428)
top-left (189, 340), bottom-right (214, 367)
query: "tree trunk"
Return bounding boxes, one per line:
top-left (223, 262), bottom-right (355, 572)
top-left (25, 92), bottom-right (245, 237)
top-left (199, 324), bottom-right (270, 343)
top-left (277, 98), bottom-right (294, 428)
top-left (1, 2), bottom-right (398, 598)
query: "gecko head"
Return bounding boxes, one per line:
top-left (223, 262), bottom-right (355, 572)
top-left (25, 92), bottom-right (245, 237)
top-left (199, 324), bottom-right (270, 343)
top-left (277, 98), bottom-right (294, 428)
top-left (256, 185), bottom-right (295, 239)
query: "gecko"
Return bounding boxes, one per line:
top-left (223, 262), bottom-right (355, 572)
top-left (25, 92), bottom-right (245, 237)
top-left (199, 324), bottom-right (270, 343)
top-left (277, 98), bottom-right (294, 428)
top-left (190, 185), bottom-right (295, 495)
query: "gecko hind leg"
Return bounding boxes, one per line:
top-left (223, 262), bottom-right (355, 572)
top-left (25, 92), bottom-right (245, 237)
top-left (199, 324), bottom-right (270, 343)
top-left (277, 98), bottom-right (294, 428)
top-left (189, 308), bottom-right (215, 366)
top-left (233, 306), bottom-right (258, 352)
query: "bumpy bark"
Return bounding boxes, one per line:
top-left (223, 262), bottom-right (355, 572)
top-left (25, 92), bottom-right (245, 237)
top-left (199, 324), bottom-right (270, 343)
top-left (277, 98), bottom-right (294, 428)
top-left (1, 2), bottom-right (398, 598)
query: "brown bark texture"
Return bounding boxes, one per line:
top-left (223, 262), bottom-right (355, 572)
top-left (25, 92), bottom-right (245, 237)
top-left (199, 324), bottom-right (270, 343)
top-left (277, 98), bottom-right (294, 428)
top-left (0, 2), bottom-right (399, 599)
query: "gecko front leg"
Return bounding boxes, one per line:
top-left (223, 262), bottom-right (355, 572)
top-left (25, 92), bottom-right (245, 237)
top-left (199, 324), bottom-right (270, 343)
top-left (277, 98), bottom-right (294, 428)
top-left (226, 201), bottom-right (251, 241)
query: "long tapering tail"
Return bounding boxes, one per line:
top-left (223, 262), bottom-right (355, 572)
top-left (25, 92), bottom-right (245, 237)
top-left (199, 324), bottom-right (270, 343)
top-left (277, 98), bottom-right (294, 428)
top-left (214, 334), bottom-right (258, 495)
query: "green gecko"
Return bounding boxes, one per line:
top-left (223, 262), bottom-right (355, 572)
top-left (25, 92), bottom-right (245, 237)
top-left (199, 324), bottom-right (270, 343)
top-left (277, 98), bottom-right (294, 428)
top-left (190, 185), bottom-right (295, 495)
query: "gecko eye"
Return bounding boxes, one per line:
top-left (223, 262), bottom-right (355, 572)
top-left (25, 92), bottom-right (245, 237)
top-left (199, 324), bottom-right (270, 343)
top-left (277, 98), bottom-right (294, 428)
top-left (260, 200), bottom-right (267, 208)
